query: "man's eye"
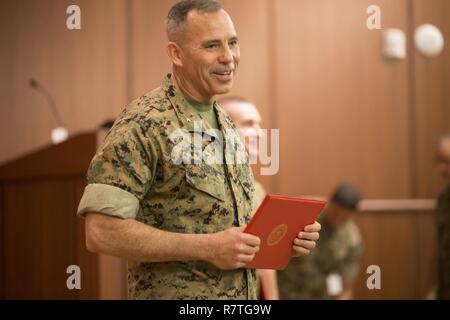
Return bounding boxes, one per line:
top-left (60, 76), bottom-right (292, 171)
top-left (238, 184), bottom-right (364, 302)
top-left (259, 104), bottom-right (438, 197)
top-left (229, 40), bottom-right (238, 47)
top-left (206, 43), bottom-right (219, 49)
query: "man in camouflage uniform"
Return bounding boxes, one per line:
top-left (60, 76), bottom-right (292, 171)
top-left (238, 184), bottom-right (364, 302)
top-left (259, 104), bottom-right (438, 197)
top-left (77, 0), bottom-right (321, 300)
top-left (220, 96), bottom-right (279, 300)
top-left (277, 183), bottom-right (364, 300)
top-left (435, 133), bottom-right (450, 299)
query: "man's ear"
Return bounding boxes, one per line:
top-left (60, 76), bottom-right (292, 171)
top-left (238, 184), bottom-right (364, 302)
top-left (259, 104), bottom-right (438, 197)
top-left (167, 42), bottom-right (183, 67)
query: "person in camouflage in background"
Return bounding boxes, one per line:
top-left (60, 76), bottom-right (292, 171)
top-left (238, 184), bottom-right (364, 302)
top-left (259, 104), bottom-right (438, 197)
top-left (77, 0), bottom-right (321, 300)
top-left (277, 183), bottom-right (364, 300)
top-left (435, 133), bottom-right (450, 299)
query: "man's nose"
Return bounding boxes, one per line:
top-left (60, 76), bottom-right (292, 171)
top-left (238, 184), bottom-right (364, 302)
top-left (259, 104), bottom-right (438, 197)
top-left (219, 45), bottom-right (233, 64)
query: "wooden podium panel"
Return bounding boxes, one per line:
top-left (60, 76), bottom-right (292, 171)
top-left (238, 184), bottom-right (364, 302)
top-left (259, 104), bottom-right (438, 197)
top-left (0, 132), bottom-right (127, 299)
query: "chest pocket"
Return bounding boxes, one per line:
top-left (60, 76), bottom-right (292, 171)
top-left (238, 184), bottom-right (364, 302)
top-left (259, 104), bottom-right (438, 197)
top-left (185, 163), bottom-right (227, 202)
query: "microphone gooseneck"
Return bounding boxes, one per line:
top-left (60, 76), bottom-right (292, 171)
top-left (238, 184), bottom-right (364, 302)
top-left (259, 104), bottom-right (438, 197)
top-left (29, 78), bottom-right (65, 127)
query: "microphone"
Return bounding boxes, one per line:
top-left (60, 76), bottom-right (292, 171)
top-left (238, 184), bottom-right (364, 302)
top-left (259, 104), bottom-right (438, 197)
top-left (29, 78), bottom-right (68, 144)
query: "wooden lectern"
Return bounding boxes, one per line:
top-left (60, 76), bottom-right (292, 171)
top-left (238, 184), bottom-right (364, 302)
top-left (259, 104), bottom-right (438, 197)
top-left (0, 131), bottom-right (127, 299)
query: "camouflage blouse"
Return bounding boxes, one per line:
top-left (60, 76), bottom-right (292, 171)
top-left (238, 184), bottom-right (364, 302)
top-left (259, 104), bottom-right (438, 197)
top-left (78, 74), bottom-right (258, 300)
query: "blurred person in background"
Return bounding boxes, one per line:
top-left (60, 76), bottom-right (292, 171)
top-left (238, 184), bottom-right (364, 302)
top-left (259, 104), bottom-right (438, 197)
top-left (277, 183), bottom-right (364, 300)
top-left (219, 96), bottom-right (279, 300)
top-left (428, 133), bottom-right (450, 299)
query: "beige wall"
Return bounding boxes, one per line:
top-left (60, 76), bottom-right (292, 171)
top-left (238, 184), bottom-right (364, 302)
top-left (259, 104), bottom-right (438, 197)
top-left (412, 0), bottom-right (450, 198)
top-left (273, 0), bottom-right (412, 199)
top-left (0, 0), bottom-right (129, 164)
top-left (1, 0), bottom-right (448, 198)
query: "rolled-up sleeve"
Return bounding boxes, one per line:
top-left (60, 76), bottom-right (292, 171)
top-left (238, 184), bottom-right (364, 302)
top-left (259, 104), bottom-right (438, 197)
top-left (77, 120), bottom-right (157, 220)
top-left (77, 184), bottom-right (140, 219)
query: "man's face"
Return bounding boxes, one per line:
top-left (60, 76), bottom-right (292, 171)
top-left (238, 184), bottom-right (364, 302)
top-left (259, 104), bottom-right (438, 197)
top-left (223, 101), bottom-right (262, 159)
top-left (176, 9), bottom-right (240, 101)
top-left (326, 203), bottom-right (353, 229)
top-left (436, 138), bottom-right (450, 182)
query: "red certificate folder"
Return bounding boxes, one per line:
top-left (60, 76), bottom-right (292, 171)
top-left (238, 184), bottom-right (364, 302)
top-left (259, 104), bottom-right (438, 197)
top-left (244, 194), bottom-right (327, 270)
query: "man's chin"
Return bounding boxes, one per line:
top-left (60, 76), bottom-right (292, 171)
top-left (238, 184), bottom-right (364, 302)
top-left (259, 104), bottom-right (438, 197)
top-left (211, 82), bottom-right (234, 95)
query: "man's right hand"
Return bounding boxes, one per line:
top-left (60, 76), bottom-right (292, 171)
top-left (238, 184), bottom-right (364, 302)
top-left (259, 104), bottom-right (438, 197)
top-left (206, 226), bottom-right (260, 270)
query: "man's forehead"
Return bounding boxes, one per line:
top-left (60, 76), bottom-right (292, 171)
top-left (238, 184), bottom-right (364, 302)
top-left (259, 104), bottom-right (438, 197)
top-left (185, 9), bottom-right (237, 40)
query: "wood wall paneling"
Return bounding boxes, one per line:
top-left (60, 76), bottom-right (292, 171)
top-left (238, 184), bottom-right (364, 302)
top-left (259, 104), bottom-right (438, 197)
top-left (273, 0), bottom-right (411, 199)
top-left (130, 0), bottom-right (172, 99)
top-left (0, 0), bottom-right (129, 165)
top-left (4, 0), bottom-right (445, 200)
top-left (412, 0), bottom-right (450, 198)
top-left (353, 211), bottom-right (418, 299)
top-left (416, 210), bottom-right (437, 298)
top-left (352, 209), bottom-right (436, 300)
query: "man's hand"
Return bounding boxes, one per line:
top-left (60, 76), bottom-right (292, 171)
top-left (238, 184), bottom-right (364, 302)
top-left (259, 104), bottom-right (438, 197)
top-left (206, 227), bottom-right (260, 270)
top-left (292, 221), bottom-right (321, 257)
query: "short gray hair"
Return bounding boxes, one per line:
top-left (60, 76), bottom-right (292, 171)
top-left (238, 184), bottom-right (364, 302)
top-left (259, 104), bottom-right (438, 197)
top-left (166, 0), bottom-right (223, 41)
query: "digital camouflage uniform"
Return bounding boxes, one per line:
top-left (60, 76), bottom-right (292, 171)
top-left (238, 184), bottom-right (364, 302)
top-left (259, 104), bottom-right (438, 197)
top-left (277, 214), bottom-right (363, 300)
top-left (77, 74), bottom-right (258, 300)
top-left (437, 185), bottom-right (450, 300)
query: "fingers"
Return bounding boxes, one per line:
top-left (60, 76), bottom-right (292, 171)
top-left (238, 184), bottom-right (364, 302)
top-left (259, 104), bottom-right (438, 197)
top-left (292, 245), bottom-right (310, 257)
top-left (237, 253), bottom-right (256, 264)
top-left (214, 227), bottom-right (261, 270)
top-left (298, 231), bottom-right (319, 241)
top-left (238, 243), bottom-right (260, 255)
top-left (239, 232), bottom-right (261, 247)
top-left (304, 221), bottom-right (321, 232)
top-left (292, 222), bottom-right (320, 258)
top-left (235, 231), bottom-right (259, 267)
top-left (294, 238), bottom-right (316, 250)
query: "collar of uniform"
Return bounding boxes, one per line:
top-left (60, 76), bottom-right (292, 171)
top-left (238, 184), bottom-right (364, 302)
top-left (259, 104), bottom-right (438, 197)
top-left (164, 73), bottom-right (225, 141)
top-left (163, 73), bottom-right (196, 132)
top-left (214, 103), bottom-right (237, 133)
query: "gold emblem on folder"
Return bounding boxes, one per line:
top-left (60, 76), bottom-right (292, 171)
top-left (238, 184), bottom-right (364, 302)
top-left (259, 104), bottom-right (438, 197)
top-left (267, 224), bottom-right (288, 246)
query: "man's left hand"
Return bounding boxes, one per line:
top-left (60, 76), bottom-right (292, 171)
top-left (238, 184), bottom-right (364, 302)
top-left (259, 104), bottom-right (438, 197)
top-left (292, 221), bottom-right (321, 257)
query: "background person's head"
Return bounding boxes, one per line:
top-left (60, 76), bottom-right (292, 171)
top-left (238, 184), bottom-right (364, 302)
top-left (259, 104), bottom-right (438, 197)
top-left (219, 96), bottom-right (262, 159)
top-left (436, 133), bottom-right (450, 183)
top-left (326, 183), bottom-right (362, 229)
top-left (166, 0), bottom-right (240, 102)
